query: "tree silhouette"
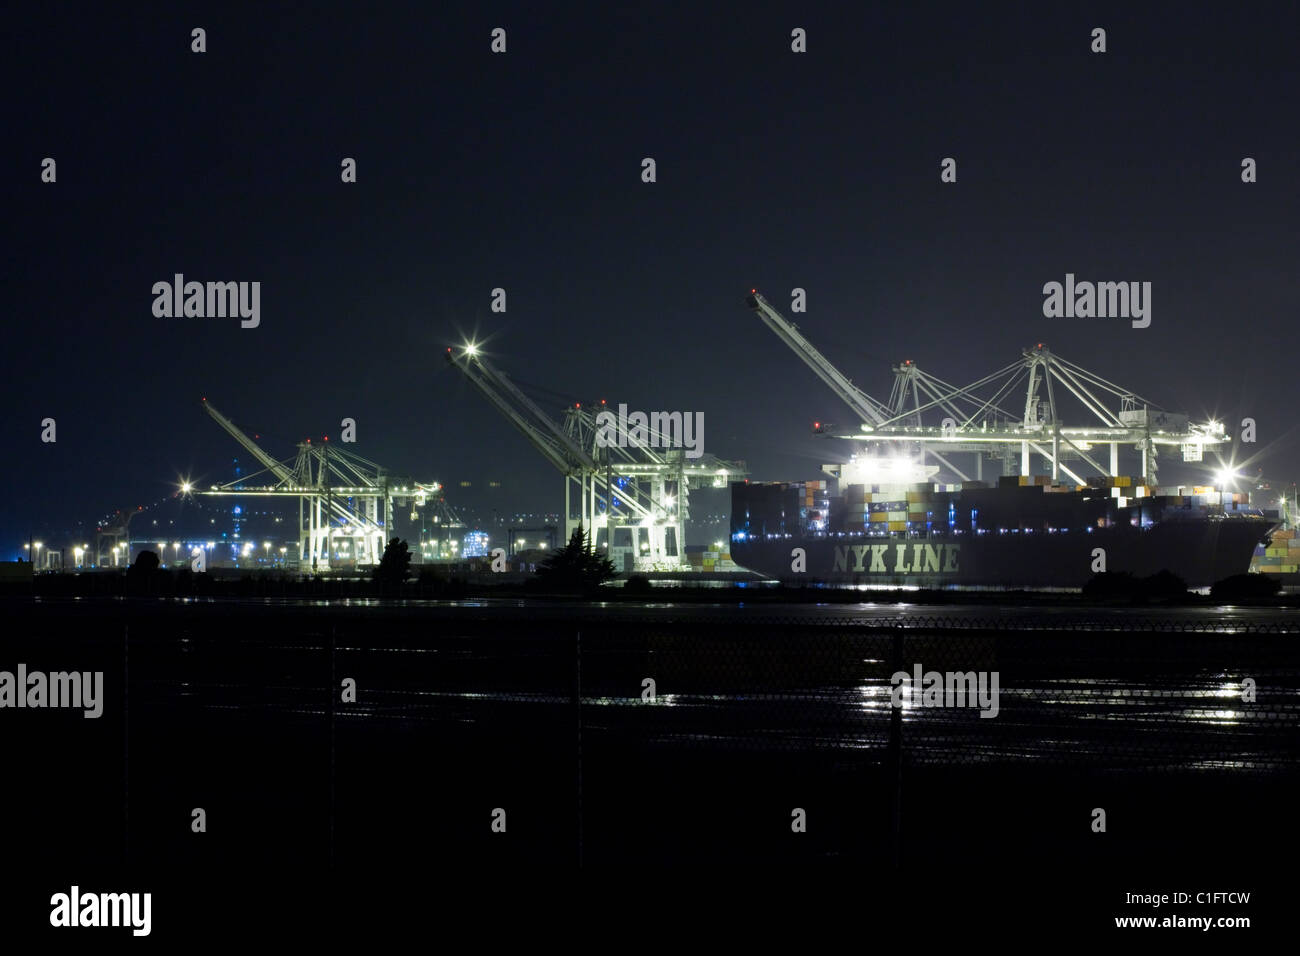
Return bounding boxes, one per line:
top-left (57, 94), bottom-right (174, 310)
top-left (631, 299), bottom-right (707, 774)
top-left (373, 537), bottom-right (413, 584)
top-left (536, 527), bottom-right (617, 591)
top-left (132, 550), bottom-right (161, 572)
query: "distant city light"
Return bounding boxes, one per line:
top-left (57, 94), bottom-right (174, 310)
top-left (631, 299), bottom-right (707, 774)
top-left (462, 530), bottom-right (490, 557)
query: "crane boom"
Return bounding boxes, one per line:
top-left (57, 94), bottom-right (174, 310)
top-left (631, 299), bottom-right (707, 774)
top-left (446, 347), bottom-right (599, 473)
top-left (447, 347), bottom-right (660, 520)
top-left (201, 399), bottom-right (298, 484)
top-left (745, 291), bottom-right (890, 426)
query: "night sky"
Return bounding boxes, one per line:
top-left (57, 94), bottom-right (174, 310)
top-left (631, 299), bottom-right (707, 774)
top-left (6, 2), bottom-right (1298, 551)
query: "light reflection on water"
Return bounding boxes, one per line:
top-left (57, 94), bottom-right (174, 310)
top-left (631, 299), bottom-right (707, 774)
top-left (31, 592), bottom-right (1300, 626)
top-left (169, 676), bottom-right (1292, 772)
top-left (171, 671), bottom-right (1291, 767)
top-left (95, 593), bottom-right (1296, 773)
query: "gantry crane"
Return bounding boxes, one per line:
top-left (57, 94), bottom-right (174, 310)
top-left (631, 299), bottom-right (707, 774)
top-left (857, 345), bottom-right (1228, 485)
top-left (94, 505), bottom-right (144, 567)
top-left (446, 344), bottom-right (745, 571)
top-left (563, 401), bottom-right (746, 557)
top-left (745, 290), bottom-right (1230, 486)
top-left (199, 399), bottom-right (435, 570)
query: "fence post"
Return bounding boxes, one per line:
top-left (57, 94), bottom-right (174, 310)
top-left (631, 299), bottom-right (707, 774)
top-left (574, 630), bottom-right (583, 868)
top-left (329, 625), bottom-right (336, 865)
top-left (123, 623), bottom-right (130, 865)
top-left (887, 620), bottom-right (905, 869)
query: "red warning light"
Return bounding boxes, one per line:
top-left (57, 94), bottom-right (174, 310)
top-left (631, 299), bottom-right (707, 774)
top-left (750, 288), bottom-right (756, 294)
top-left (814, 422), bottom-right (820, 429)
top-left (600, 399), bottom-right (606, 405)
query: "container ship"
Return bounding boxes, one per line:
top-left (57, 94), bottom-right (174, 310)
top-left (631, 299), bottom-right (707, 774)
top-left (1249, 490), bottom-right (1300, 584)
top-left (730, 460), bottom-right (1273, 588)
top-left (1251, 528), bottom-right (1300, 581)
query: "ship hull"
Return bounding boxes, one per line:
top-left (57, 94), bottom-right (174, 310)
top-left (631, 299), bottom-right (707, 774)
top-left (731, 519), bottom-right (1271, 588)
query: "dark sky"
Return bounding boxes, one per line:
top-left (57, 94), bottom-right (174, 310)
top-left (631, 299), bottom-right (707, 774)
top-left (5, 2), bottom-right (1298, 550)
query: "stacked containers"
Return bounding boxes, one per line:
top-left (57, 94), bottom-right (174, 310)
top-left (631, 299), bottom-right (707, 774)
top-left (805, 479), bottom-right (829, 528)
top-left (1253, 528), bottom-right (1300, 574)
top-left (906, 485), bottom-right (929, 529)
top-left (886, 492), bottom-right (906, 530)
top-left (1087, 475), bottom-right (1133, 488)
top-left (845, 483), bottom-right (868, 530)
top-left (864, 482), bottom-right (907, 532)
top-left (1221, 491), bottom-right (1250, 512)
